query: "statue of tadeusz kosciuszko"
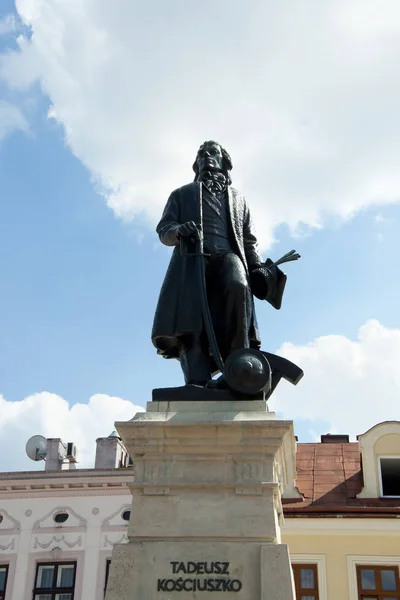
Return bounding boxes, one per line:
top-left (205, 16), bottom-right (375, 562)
top-left (152, 141), bottom-right (300, 398)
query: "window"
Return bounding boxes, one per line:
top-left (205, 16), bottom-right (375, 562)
top-left (0, 565), bottom-right (8, 600)
top-left (53, 512), bottom-right (69, 524)
top-left (33, 562), bottom-right (76, 600)
top-left (292, 564), bottom-right (319, 600)
top-left (380, 458), bottom-right (400, 497)
top-left (104, 559), bottom-right (111, 598)
top-left (357, 565), bottom-right (400, 599)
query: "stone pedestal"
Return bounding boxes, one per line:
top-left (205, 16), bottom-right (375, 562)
top-left (105, 400), bottom-right (299, 599)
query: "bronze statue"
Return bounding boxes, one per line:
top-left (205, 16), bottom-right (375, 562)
top-left (152, 141), bottom-right (302, 399)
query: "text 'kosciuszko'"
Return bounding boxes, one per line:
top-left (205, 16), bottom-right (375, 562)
top-left (157, 561), bottom-right (243, 593)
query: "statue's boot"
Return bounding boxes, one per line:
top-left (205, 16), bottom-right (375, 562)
top-left (206, 374), bottom-right (227, 389)
top-left (179, 337), bottom-right (211, 386)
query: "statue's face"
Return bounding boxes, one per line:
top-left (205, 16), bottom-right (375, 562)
top-left (196, 143), bottom-right (223, 173)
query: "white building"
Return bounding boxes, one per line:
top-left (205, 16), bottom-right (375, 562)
top-left (0, 434), bottom-right (132, 600)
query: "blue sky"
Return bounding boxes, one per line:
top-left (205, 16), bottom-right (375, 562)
top-left (1, 0), bottom-right (400, 470)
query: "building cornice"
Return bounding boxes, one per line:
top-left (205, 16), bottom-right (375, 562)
top-left (0, 468), bottom-right (133, 499)
top-left (283, 516), bottom-right (400, 535)
top-left (283, 504), bottom-right (400, 517)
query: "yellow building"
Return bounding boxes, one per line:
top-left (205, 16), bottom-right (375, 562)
top-left (283, 422), bottom-right (400, 600)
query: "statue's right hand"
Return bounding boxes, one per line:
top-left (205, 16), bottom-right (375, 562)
top-left (177, 221), bottom-right (200, 239)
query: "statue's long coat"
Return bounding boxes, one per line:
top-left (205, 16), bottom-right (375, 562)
top-left (151, 182), bottom-right (263, 360)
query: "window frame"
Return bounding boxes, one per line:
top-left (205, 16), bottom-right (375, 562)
top-left (356, 564), bottom-right (400, 599)
top-left (0, 564), bottom-right (9, 600)
top-left (348, 557), bottom-right (400, 600)
top-left (291, 555), bottom-right (327, 600)
top-left (292, 563), bottom-right (320, 599)
top-left (32, 561), bottom-right (77, 600)
top-left (378, 456), bottom-right (400, 498)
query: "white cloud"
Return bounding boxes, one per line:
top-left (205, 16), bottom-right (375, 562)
top-left (0, 392), bottom-right (144, 472)
top-left (0, 99), bottom-right (28, 141)
top-left (1, 1), bottom-right (400, 247)
top-left (270, 319), bottom-right (400, 439)
top-left (0, 14), bottom-right (20, 36)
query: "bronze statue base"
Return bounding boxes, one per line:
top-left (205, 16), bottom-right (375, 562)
top-left (152, 385), bottom-right (265, 402)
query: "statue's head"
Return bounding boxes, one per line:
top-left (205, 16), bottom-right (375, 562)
top-left (192, 141), bottom-right (233, 184)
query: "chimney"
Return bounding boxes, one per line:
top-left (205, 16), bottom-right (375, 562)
top-left (95, 431), bottom-right (129, 469)
top-left (45, 438), bottom-right (67, 471)
top-left (321, 433), bottom-right (350, 444)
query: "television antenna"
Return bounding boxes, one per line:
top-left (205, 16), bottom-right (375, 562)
top-left (25, 435), bottom-right (48, 462)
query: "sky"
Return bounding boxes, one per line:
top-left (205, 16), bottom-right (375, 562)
top-left (1, 0), bottom-right (400, 471)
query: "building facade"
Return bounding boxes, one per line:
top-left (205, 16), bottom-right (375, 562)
top-left (0, 434), bottom-right (132, 600)
top-left (1, 421), bottom-right (400, 599)
top-left (284, 421), bottom-right (400, 600)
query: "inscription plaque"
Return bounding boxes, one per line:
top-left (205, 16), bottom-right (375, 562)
top-left (157, 561), bottom-right (243, 593)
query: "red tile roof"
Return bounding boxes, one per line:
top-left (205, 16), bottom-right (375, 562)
top-left (283, 442), bottom-right (400, 517)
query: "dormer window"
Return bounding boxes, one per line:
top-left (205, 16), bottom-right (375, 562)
top-left (379, 457), bottom-right (400, 497)
top-left (357, 422), bottom-right (400, 499)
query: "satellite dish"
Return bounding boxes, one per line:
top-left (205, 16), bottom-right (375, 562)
top-left (25, 435), bottom-right (48, 461)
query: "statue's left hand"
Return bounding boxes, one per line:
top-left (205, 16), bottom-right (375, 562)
top-left (250, 264), bottom-right (276, 301)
